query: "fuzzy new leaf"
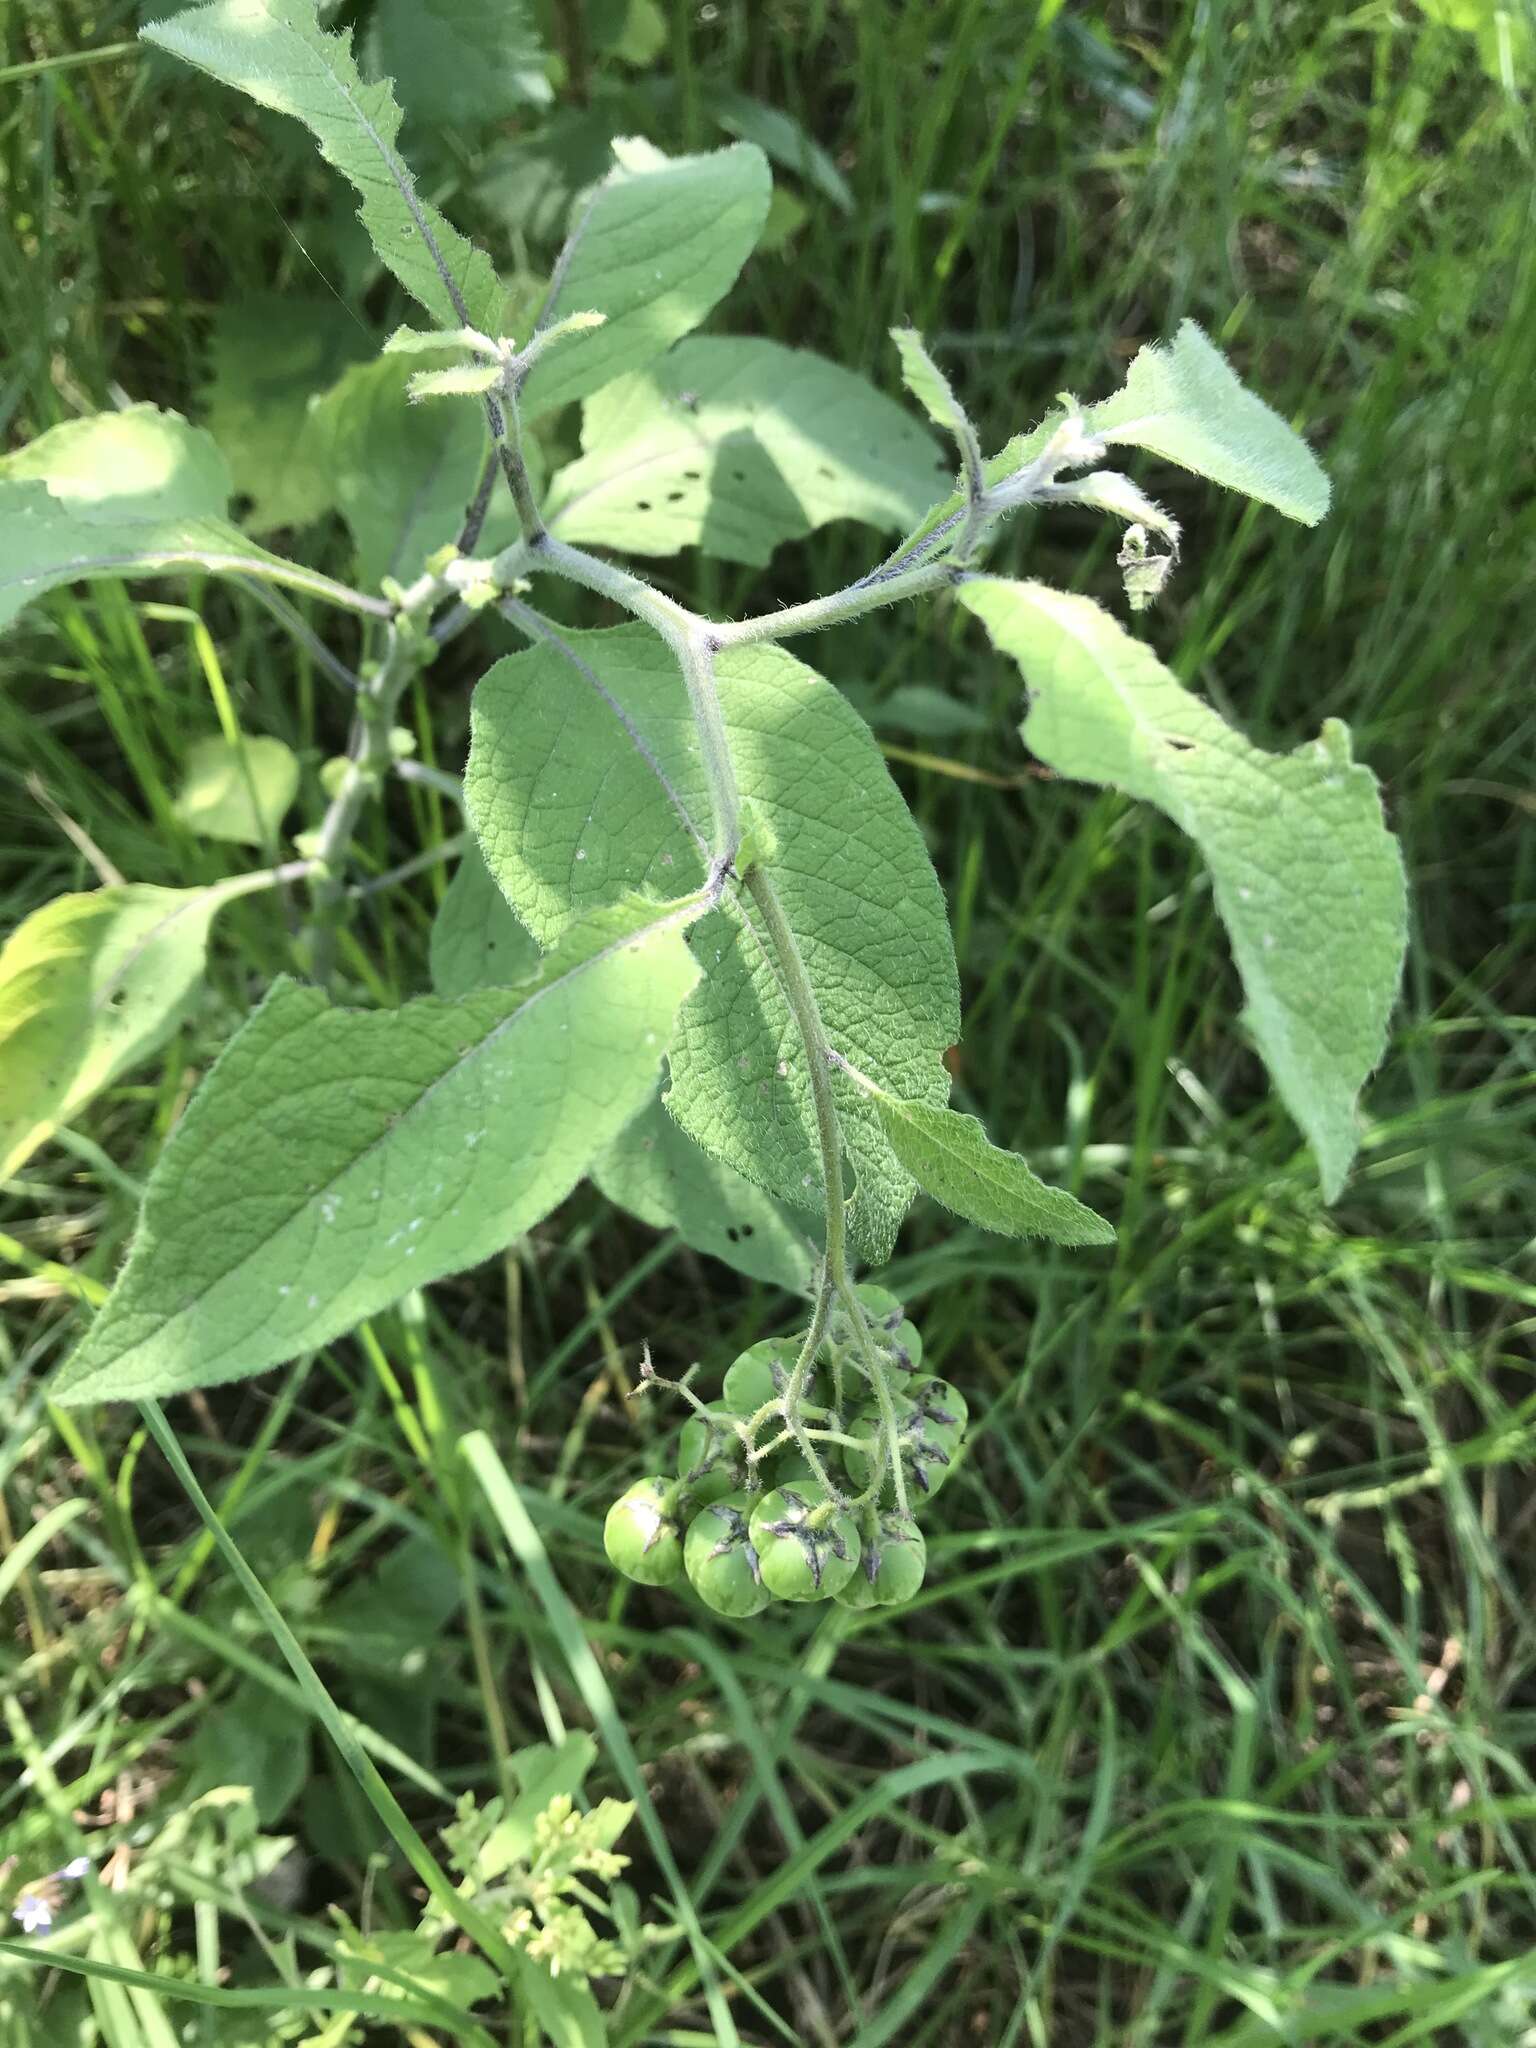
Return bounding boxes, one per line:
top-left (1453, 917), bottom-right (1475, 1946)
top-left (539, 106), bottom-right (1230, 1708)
top-left (961, 578), bottom-right (1406, 1196)
top-left (519, 141), bottom-right (771, 419)
top-left (142, 0), bottom-right (504, 333)
top-left (545, 338), bottom-right (947, 567)
top-left (1087, 320), bottom-right (1329, 524)
top-left (54, 895), bottom-right (701, 1404)
top-left (869, 1094), bottom-right (1114, 1246)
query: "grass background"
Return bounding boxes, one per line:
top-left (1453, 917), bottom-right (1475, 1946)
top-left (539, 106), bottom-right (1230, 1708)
top-left (3, 0), bottom-right (1535, 2041)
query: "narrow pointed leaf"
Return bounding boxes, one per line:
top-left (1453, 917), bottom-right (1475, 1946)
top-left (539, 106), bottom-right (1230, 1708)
top-left (519, 141), bottom-right (771, 419)
top-left (466, 623), bottom-right (960, 1260)
top-left (960, 577), bottom-right (1406, 1197)
top-left (891, 327), bottom-right (967, 437)
top-left (868, 1094), bottom-right (1114, 1246)
top-left (53, 894), bottom-right (701, 1404)
top-left (544, 337), bottom-right (947, 567)
top-left (142, 0), bottom-right (504, 333)
top-left (0, 406), bottom-right (372, 628)
top-left (1087, 320), bottom-right (1330, 524)
top-left (0, 884), bottom-right (230, 1180)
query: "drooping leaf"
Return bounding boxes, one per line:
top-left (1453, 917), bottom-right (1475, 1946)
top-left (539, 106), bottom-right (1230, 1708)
top-left (960, 577), bottom-right (1407, 1197)
top-left (142, 0), bottom-right (504, 333)
top-left (53, 893), bottom-right (701, 1404)
top-left (544, 336), bottom-right (948, 567)
top-left (519, 139), bottom-right (771, 419)
top-left (371, 0), bottom-right (551, 127)
top-left (0, 881), bottom-right (246, 1180)
top-left (0, 405), bottom-right (364, 629)
top-left (704, 87), bottom-right (853, 212)
top-left (429, 842), bottom-right (540, 998)
top-left (466, 623), bottom-right (960, 1260)
top-left (173, 735), bottom-right (301, 846)
top-left (592, 1096), bottom-right (817, 1291)
top-left (307, 357), bottom-right (508, 587)
top-left (864, 1092), bottom-right (1114, 1246)
top-left (201, 295), bottom-right (373, 533)
top-left (1087, 320), bottom-right (1330, 524)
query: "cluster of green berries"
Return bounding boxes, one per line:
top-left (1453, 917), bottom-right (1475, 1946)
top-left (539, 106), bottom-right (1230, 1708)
top-left (602, 1286), bottom-right (967, 1615)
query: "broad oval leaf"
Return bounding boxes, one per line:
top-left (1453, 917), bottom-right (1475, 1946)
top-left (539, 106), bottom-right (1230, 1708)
top-left (173, 735), bottom-right (301, 846)
top-left (53, 895), bottom-right (701, 1404)
top-left (960, 577), bottom-right (1407, 1197)
top-left (466, 623), bottom-right (960, 1261)
top-left (0, 883), bottom-right (227, 1180)
top-left (519, 140), bottom-right (771, 420)
top-left (143, 0), bottom-right (504, 334)
top-left (429, 843), bottom-right (540, 998)
top-left (0, 405), bottom-right (364, 630)
top-left (308, 357), bottom-right (505, 589)
top-left (544, 336), bottom-right (948, 568)
top-left (592, 1097), bottom-right (817, 1292)
top-left (867, 1093), bottom-right (1114, 1247)
top-left (201, 295), bottom-right (374, 534)
top-left (370, 0), bottom-right (551, 127)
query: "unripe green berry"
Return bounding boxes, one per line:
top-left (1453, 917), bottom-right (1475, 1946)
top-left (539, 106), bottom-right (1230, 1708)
top-left (749, 1486), bottom-right (861, 1602)
top-left (676, 1402), bottom-right (749, 1504)
top-left (683, 1492), bottom-right (770, 1617)
top-left (604, 1477), bottom-right (685, 1587)
top-left (908, 1375), bottom-right (968, 1439)
top-left (833, 1284), bottom-right (922, 1375)
top-left (844, 1389), bottom-right (963, 1500)
top-left (723, 1335), bottom-right (821, 1415)
top-left (834, 1512), bottom-right (927, 1608)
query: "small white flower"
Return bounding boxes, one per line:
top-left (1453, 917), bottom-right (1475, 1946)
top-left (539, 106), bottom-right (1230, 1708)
top-left (13, 1892), bottom-right (53, 1934)
top-left (58, 1857), bottom-right (91, 1881)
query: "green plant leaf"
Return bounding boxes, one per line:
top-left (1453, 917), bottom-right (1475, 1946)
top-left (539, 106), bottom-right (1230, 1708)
top-left (307, 357), bottom-right (514, 587)
top-left (142, 0), bottom-right (504, 334)
top-left (863, 1092), bottom-right (1114, 1246)
top-left (891, 326), bottom-right (967, 437)
top-left (0, 881), bottom-right (244, 1180)
top-left (429, 843), bottom-right (541, 998)
top-left (704, 87), bottom-right (853, 211)
top-left (188, 1680), bottom-right (311, 1825)
top-left (514, 1957), bottom-right (605, 2048)
top-left (173, 735), bottom-right (301, 846)
top-left (466, 623), bottom-right (959, 1261)
top-left (201, 295), bottom-right (373, 533)
top-left (519, 139), bottom-right (771, 420)
top-left (1087, 320), bottom-right (1330, 524)
top-left (53, 893), bottom-right (701, 1404)
top-left (336, 1927), bottom-right (500, 2013)
top-left (371, 0), bottom-right (551, 126)
top-left (592, 1096), bottom-right (817, 1292)
top-left (0, 405), bottom-right (368, 629)
top-left (960, 577), bottom-right (1407, 1197)
top-left (544, 336), bottom-right (948, 567)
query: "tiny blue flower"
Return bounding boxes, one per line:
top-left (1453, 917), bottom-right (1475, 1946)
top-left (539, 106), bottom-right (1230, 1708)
top-left (13, 1893), bottom-right (53, 1935)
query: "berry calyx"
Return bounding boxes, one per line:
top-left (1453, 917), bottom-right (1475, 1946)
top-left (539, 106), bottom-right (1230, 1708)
top-left (683, 1492), bottom-right (771, 1617)
top-left (676, 1401), bottom-right (749, 1504)
top-left (749, 1485), bottom-right (861, 1602)
top-left (604, 1477), bottom-right (686, 1586)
